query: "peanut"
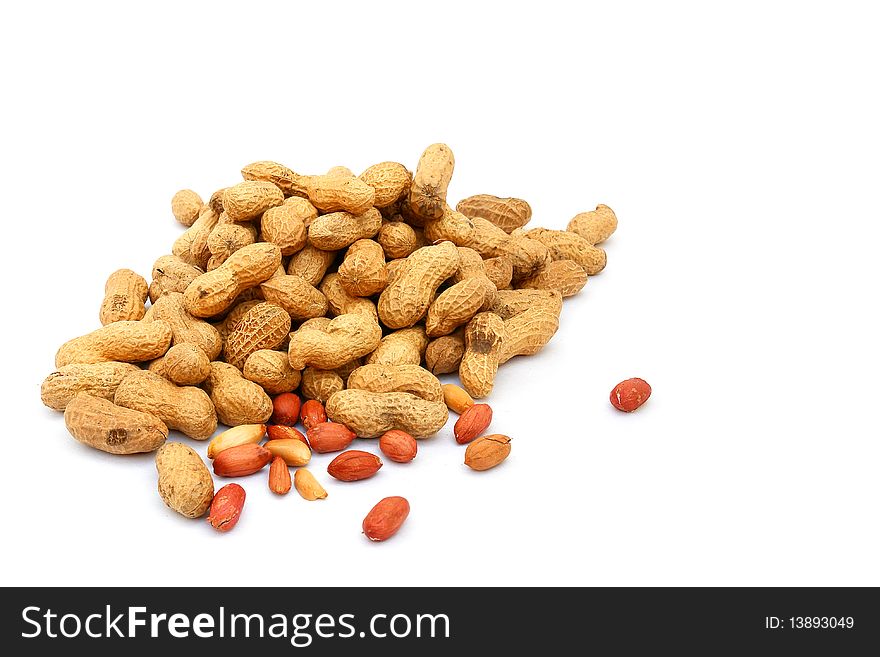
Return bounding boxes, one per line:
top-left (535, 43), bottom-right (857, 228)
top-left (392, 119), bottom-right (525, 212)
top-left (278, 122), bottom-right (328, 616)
top-left (523, 228), bottom-right (606, 275)
top-left (423, 206), bottom-right (475, 246)
top-left (325, 389), bottom-right (448, 438)
top-left (223, 302), bottom-right (291, 370)
top-left (203, 361), bottom-right (273, 427)
top-left (304, 174), bottom-right (375, 215)
top-left (145, 292), bottom-right (223, 360)
top-left (260, 274), bottom-right (329, 321)
top-left (456, 194), bottom-right (532, 233)
top-left (294, 468), bottom-right (328, 500)
top-left (241, 160), bottom-right (307, 197)
top-left (366, 326), bottom-right (428, 366)
top-left (156, 442), bottom-right (215, 518)
top-left (287, 244), bottom-right (336, 286)
top-left (483, 256), bottom-right (513, 290)
top-left (337, 239), bottom-right (387, 297)
top-left (498, 305), bottom-right (560, 364)
top-left (149, 255), bottom-right (203, 303)
top-left (308, 207), bottom-right (382, 251)
top-left (425, 277), bottom-right (496, 337)
top-left (567, 204), bottom-right (617, 245)
top-left (377, 220), bottom-right (419, 259)
top-left (488, 289), bottom-right (562, 320)
top-left (183, 242), bottom-right (282, 317)
top-left (207, 424), bottom-right (266, 459)
top-left (115, 369), bottom-right (217, 440)
top-left (408, 143), bottom-right (454, 220)
top-left (441, 383), bottom-right (474, 414)
top-left (425, 330), bottom-right (465, 375)
top-left (319, 273), bottom-right (378, 321)
top-left (242, 349), bottom-right (301, 395)
top-left (41, 361), bottom-right (139, 411)
top-left (148, 343), bottom-right (211, 385)
top-left (377, 241), bottom-right (460, 329)
top-left (171, 189), bottom-right (204, 227)
top-left (300, 367), bottom-right (344, 402)
top-left (458, 312), bottom-right (505, 399)
top-left (55, 319), bottom-right (172, 367)
top-left (518, 259), bottom-right (588, 297)
top-left (64, 393), bottom-right (168, 454)
top-left (359, 161), bottom-right (412, 208)
top-left (467, 217), bottom-right (551, 280)
top-left (288, 313), bottom-right (382, 370)
top-left (223, 180), bottom-right (284, 221)
top-left (100, 269), bottom-right (148, 325)
top-left (173, 206), bottom-right (218, 269)
top-left (346, 364), bottom-right (444, 403)
top-left (260, 200), bottom-right (312, 255)
top-left (206, 222), bottom-right (256, 270)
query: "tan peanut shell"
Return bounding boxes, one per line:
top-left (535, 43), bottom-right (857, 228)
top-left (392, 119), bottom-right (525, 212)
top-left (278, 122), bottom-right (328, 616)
top-left (149, 255), bottom-right (203, 303)
top-left (288, 313), bottom-right (382, 370)
top-left (183, 242), bottom-right (282, 317)
top-left (64, 393), bottom-right (167, 455)
top-left (155, 442), bottom-right (215, 519)
top-left (326, 165), bottom-right (355, 178)
top-left (423, 206), bottom-right (475, 246)
top-left (377, 220), bottom-right (419, 259)
top-left (203, 362), bottom-right (273, 427)
top-left (466, 217), bottom-right (551, 280)
top-left (223, 302), bottom-right (291, 370)
top-left (114, 369), bottom-right (216, 439)
top-left (145, 292), bottom-right (223, 360)
top-left (408, 143), bottom-right (454, 220)
top-left (359, 162), bottom-right (412, 208)
top-left (319, 273), bottom-right (378, 321)
top-left (346, 364), bottom-right (444, 403)
top-left (100, 269), bottom-right (148, 325)
top-left (456, 194), bottom-right (532, 233)
top-left (148, 343), bottom-right (211, 385)
top-left (223, 180), bottom-right (284, 221)
top-left (171, 189), bottom-right (204, 227)
top-left (337, 239), bottom-right (387, 297)
top-left (300, 367), bottom-right (344, 402)
top-left (208, 189), bottom-right (227, 215)
top-left (384, 258), bottom-right (409, 286)
top-left (498, 306), bottom-right (560, 364)
top-left (518, 259), bottom-right (588, 297)
top-left (224, 299), bottom-right (262, 333)
top-left (308, 208), bottom-right (382, 251)
top-left (425, 330), bottom-right (465, 375)
top-left (173, 207), bottom-right (218, 269)
top-left (243, 349), bottom-right (301, 395)
top-left (241, 160), bottom-right (307, 197)
top-left (451, 247), bottom-right (486, 283)
top-left (325, 389), bottom-right (448, 438)
top-left (426, 277), bottom-right (496, 337)
top-left (567, 204), bottom-right (617, 245)
top-left (377, 241), bottom-right (460, 329)
top-left (206, 223), bottom-right (255, 269)
top-left (523, 228), bottom-right (606, 275)
top-left (260, 274), bottom-right (329, 320)
top-left (366, 326), bottom-right (428, 366)
top-left (55, 320), bottom-right (172, 368)
top-left (489, 289), bottom-right (563, 319)
top-left (41, 361), bottom-right (140, 411)
top-left (260, 201), bottom-right (312, 255)
top-left (304, 174), bottom-right (375, 215)
top-left (287, 244), bottom-right (337, 286)
top-left (459, 312), bottom-right (506, 399)
top-left (483, 256), bottom-right (514, 290)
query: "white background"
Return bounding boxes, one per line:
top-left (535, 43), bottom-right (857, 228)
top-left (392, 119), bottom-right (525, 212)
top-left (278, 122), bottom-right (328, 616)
top-left (1, 1), bottom-right (878, 587)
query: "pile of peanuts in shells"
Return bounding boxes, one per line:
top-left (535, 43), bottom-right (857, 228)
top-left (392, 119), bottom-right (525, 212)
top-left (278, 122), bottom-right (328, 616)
top-left (40, 143), bottom-right (633, 542)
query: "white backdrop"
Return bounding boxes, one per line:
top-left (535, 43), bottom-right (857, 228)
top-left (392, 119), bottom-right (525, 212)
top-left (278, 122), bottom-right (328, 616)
top-left (1, 1), bottom-right (878, 587)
